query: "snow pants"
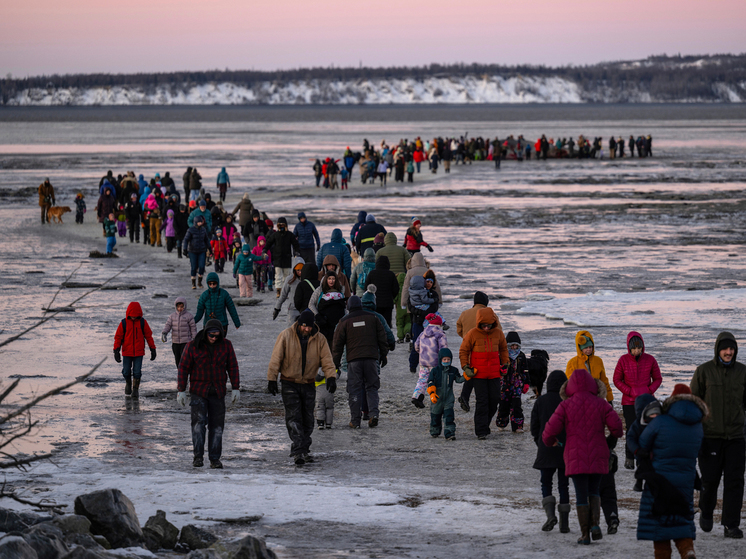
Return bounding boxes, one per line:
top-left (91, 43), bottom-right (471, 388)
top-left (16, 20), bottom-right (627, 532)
top-left (238, 274), bottom-right (253, 297)
top-left (698, 436), bottom-right (745, 528)
top-left (149, 218), bottom-right (162, 246)
top-left (430, 406), bottom-right (455, 438)
top-left (190, 390), bottom-right (225, 462)
top-left (315, 383), bottom-right (334, 425)
top-left (412, 366), bottom-right (431, 399)
top-left (347, 359), bottom-right (380, 426)
top-left (128, 219), bottom-right (139, 242)
top-left (106, 236), bottom-right (116, 254)
top-left (281, 381), bottom-right (315, 457)
top-left (473, 377), bottom-right (500, 437)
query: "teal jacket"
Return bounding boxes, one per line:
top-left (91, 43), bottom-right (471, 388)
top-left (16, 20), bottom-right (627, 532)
top-left (427, 348), bottom-right (464, 413)
top-left (103, 218), bottom-right (117, 238)
top-left (194, 272), bottom-right (240, 328)
top-left (233, 244), bottom-right (264, 275)
top-left (187, 207), bottom-right (212, 231)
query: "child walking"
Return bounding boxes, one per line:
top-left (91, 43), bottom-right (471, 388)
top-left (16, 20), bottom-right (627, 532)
top-left (232, 244), bottom-right (265, 298)
top-left (211, 227), bottom-right (229, 273)
top-left (315, 370), bottom-right (336, 429)
top-left (104, 212), bottom-right (117, 254)
top-left (426, 348), bottom-right (464, 440)
top-left (161, 297), bottom-right (196, 367)
top-left (113, 302), bottom-right (157, 399)
top-left (252, 235), bottom-right (271, 292)
top-left (412, 313), bottom-right (447, 408)
top-left (496, 331), bottom-right (530, 432)
top-left (74, 192), bottom-right (86, 224)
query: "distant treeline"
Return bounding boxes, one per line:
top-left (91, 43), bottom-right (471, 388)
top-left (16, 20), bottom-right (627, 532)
top-left (2, 54), bottom-right (745, 104)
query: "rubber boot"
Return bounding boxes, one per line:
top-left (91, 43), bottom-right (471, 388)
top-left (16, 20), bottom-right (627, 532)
top-left (576, 504), bottom-right (591, 545)
top-left (132, 378), bottom-right (140, 399)
top-left (198, 275), bottom-right (203, 288)
top-left (125, 377), bottom-right (132, 396)
top-left (177, 247), bottom-right (183, 258)
top-left (191, 277), bottom-right (196, 290)
top-left (541, 496), bottom-right (558, 531)
top-left (589, 495), bottom-right (603, 541)
top-left (558, 503), bottom-right (571, 533)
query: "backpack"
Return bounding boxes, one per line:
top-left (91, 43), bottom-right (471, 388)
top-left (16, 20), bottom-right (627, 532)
top-left (120, 317), bottom-right (145, 336)
top-left (357, 262), bottom-right (374, 291)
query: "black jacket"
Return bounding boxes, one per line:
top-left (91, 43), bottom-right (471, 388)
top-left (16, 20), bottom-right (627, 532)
top-left (530, 370), bottom-right (568, 470)
top-left (124, 200), bottom-right (142, 222)
top-left (294, 263), bottom-right (319, 313)
top-left (332, 308), bottom-right (388, 367)
top-left (364, 256), bottom-right (399, 309)
top-left (242, 218), bottom-right (268, 248)
top-left (355, 222), bottom-right (387, 254)
top-left (265, 229), bottom-right (300, 269)
top-left (174, 210), bottom-right (189, 240)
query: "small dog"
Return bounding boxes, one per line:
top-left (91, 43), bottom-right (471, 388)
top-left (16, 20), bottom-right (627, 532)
top-left (47, 206), bottom-right (71, 223)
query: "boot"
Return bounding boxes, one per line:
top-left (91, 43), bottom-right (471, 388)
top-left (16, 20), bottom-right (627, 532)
top-left (177, 247), bottom-right (183, 258)
top-left (541, 496), bottom-right (558, 531)
top-left (576, 504), bottom-right (591, 545)
top-left (558, 503), bottom-right (571, 533)
top-left (132, 378), bottom-right (140, 399)
top-left (276, 288), bottom-right (281, 298)
top-left (589, 495), bottom-right (602, 541)
top-left (197, 275), bottom-right (203, 288)
top-left (125, 377), bottom-right (132, 396)
top-left (674, 538), bottom-right (696, 559)
top-left (191, 277), bottom-right (196, 290)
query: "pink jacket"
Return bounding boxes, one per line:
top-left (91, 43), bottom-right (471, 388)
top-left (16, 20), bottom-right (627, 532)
top-left (543, 369), bottom-right (623, 476)
top-left (612, 331), bottom-right (662, 406)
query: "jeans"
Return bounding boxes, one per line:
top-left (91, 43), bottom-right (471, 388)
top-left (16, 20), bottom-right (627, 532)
top-left (189, 190), bottom-right (200, 202)
top-left (121, 355), bottom-right (143, 380)
top-left (473, 377), bottom-right (500, 437)
top-left (189, 251), bottom-right (206, 277)
top-left (698, 436), bottom-right (746, 527)
top-left (190, 391), bottom-right (226, 462)
top-left (540, 467), bottom-right (570, 503)
top-left (347, 359), bottom-right (380, 425)
top-left (106, 236), bottom-right (116, 254)
top-left (571, 473), bottom-right (602, 506)
top-left (281, 381), bottom-right (316, 457)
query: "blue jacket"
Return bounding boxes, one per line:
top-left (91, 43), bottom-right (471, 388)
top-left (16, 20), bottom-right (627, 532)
top-left (636, 395), bottom-right (705, 542)
top-left (317, 229), bottom-right (352, 277)
top-left (183, 222), bottom-right (211, 254)
top-left (294, 213), bottom-right (320, 250)
top-left (138, 175), bottom-right (148, 191)
top-left (194, 272), bottom-right (241, 329)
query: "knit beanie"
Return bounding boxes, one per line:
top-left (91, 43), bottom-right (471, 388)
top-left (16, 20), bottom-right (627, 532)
top-left (671, 384), bottom-right (691, 397)
top-left (425, 313), bottom-right (442, 326)
top-left (578, 335), bottom-right (594, 350)
top-left (374, 232), bottom-right (385, 244)
top-left (506, 331), bottom-right (521, 345)
top-left (473, 291), bottom-right (489, 306)
top-left (411, 216), bottom-right (421, 228)
top-left (298, 309), bottom-right (315, 327)
top-left (277, 216), bottom-right (287, 226)
top-left (628, 336), bottom-right (643, 350)
top-left (347, 295), bottom-right (362, 310)
top-left (361, 285), bottom-right (377, 307)
top-left (366, 214), bottom-right (375, 222)
top-left (717, 337), bottom-right (737, 353)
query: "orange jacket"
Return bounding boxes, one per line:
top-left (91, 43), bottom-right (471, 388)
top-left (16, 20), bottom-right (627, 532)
top-left (565, 330), bottom-right (613, 402)
top-left (458, 308), bottom-right (508, 379)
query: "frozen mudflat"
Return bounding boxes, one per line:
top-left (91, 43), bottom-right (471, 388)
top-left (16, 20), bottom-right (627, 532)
top-left (1, 106), bottom-right (745, 557)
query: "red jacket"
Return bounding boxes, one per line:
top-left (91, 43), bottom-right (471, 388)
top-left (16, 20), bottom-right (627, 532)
top-left (613, 331), bottom-right (662, 406)
top-left (177, 323), bottom-right (240, 398)
top-left (211, 237), bottom-right (229, 259)
top-left (543, 369), bottom-right (623, 476)
top-left (404, 229), bottom-right (429, 252)
top-left (113, 302), bottom-right (156, 357)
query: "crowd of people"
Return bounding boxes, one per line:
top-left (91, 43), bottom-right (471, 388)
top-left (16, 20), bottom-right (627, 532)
top-left (310, 134), bottom-right (655, 186)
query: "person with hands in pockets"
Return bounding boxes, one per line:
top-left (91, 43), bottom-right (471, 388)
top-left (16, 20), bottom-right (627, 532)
top-left (176, 319), bottom-right (240, 470)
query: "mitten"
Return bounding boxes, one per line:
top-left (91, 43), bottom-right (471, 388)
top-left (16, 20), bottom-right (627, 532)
top-left (427, 385), bottom-right (439, 403)
top-left (522, 384), bottom-right (530, 394)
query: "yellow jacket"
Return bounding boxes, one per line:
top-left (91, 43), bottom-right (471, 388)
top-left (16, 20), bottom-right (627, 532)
top-left (565, 330), bottom-right (613, 402)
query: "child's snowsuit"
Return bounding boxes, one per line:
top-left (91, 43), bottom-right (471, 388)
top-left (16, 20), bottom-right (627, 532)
top-left (251, 236), bottom-right (271, 292)
top-left (75, 194), bottom-right (86, 224)
top-left (232, 244), bottom-right (264, 298)
top-left (427, 348), bottom-right (464, 438)
top-left (211, 234), bottom-right (229, 273)
top-left (315, 373), bottom-right (335, 426)
top-left (497, 350), bottom-right (529, 431)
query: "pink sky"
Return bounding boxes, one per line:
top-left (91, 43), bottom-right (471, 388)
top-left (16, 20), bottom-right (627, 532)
top-left (2, 0), bottom-right (745, 76)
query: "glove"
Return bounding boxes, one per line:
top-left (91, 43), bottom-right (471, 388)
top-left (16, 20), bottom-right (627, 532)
top-left (233, 273), bottom-right (237, 279)
top-left (462, 366), bottom-right (476, 379)
top-left (326, 377), bottom-right (337, 394)
top-left (500, 364), bottom-right (508, 377)
top-left (150, 347), bottom-right (157, 361)
top-left (380, 355), bottom-right (387, 368)
top-left (230, 389), bottom-right (240, 405)
top-left (113, 349), bottom-right (121, 363)
top-left (161, 333), bottom-right (167, 343)
top-left (427, 385), bottom-right (439, 403)
top-left (267, 380), bottom-right (278, 396)
top-left (177, 391), bottom-right (188, 407)
top-left (388, 342), bottom-right (396, 352)
top-left (426, 245), bottom-right (434, 252)
top-left (636, 448), bottom-right (650, 460)
top-left (522, 384), bottom-right (530, 394)
top-left (272, 308), bottom-right (280, 321)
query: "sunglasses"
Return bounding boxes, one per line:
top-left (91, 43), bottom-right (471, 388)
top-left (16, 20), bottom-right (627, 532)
top-left (207, 332), bottom-right (220, 339)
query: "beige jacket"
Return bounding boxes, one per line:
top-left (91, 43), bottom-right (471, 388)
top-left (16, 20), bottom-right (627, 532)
top-left (268, 323), bottom-right (336, 383)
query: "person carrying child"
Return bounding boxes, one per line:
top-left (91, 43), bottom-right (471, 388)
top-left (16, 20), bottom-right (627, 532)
top-left (496, 331), bottom-right (530, 433)
top-left (113, 302), bottom-right (157, 399)
top-left (161, 297), bottom-right (197, 367)
top-left (407, 275), bottom-right (439, 373)
top-left (74, 193), bottom-right (86, 224)
top-left (426, 348), bottom-right (464, 440)
top-left (211, 227), bottom-right (229, 273)
top-left (412, 313), bottom-right (447, 409)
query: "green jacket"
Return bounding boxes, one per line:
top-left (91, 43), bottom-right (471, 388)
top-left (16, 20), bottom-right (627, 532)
top-left (375, 232), bottom-right (411, 275)
top-left (103, 218), bottom-right (117, 238)
top-left (233, 244), bottom-right (263, 275)
top-left (194, 272), bottom-right (240, 329)
top-left (691, 331), bottom-right (746, 440)
top-left (427, 348), bottom-right (464, 414)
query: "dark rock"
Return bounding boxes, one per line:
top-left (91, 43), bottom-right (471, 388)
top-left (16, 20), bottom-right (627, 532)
top-left (0, 535), bottom-right (38, 559)
top-left (61, 282), bottom-right (102, 289)
top-left (234, 298), bottom-right (260, 306)
top-left (53, 515), bottom-right (91, 535)
top-left (0, 508), bottom-right (30, 532)
top-left (215, 535), bottom-right (278, 559)
top-left (162, 269), bottom-right (175, 273)
top-left (62, 534), bottom-right (103, 552)
top-left (73, 489), bottom-right (143, 549)
top-left (152, 294), bottom-right (168, 298)
top-left (143, 510), bottom-right (178, 550)
top-left (100, 284), bottom-right (145, 290)
top-left (90, 536), bottom-right (109, 550)
top-left (22, 524), bottom-right (69, 559)
top-left (87, 251), bottom-right (118, 259)
top-left (60, 548), bottom-right (107, 559)
top-left (178, 525), bottom-right (217, 550)
top-left (18, 512), bottom-right (47, 526)
top-left (186, 550), bottom-right (222, 559)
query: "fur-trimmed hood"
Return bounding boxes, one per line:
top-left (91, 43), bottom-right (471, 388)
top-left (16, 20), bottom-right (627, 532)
top-left (663, 393), bottom-right (709, 424)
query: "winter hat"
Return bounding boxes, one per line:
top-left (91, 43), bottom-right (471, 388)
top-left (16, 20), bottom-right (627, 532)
top-left (641, 400), bottom-right (662, 425)
top-left (361, 285), bottom-right (377, 308)
top-left (374, 232), bottom-right (385, 244)
top-left (347, 295), bottom-right (362, 310)
top-left (189, 200), bottom-right (197, 208)
top-left (298, 309), bottom-right (315, 327)
top-left (277, 217), bottom-right (287, 226)
top-left (473, 291), bottom-right (489, 306)
top-left (578, 336), bottom-right (594, 350)
top-left (199, 199), bottom-right (206, 207)
top-left (629, 336), bottom-right (643, 349)
top-left (671, 384), bottom-right (691, 397)
top-left (366, 214), bottom-right (375, 222)
top-left (506, 331), bottom-right (521, 345)
top-left (411, 217), bottom-right (421, 228)
top-left (425, 313), bottom-right (442, 326)
top-left (717, 336), bottom-right (737, 353)
top-left (265, 218), bottom-right (274, 229)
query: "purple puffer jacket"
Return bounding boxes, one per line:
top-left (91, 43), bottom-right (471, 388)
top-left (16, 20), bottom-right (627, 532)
top-left (162, 297), bottom-right (197, 344)
top-left (164, 210), bottom-right (176, 238)
top-left (543, 368), bottom-right (623, 476)
top-left (414, 325), bottom-right (447, 368)
top-left (613, 331), bottom-right (663, 406)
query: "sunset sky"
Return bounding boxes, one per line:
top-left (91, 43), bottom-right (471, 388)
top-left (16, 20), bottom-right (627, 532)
top-left (2, 0), bottom-right (744, 77)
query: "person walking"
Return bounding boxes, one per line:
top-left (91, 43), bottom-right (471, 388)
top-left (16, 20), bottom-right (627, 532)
top-left (183, 216), bottom-right (212, 289)
top-left (177, 319), bottom-right (239, 469)
top-left (38, 178), bottom-right (55, 224)
top-left (113, 302), bottom-right (157, 399)
top-left (216, 167), bottom-right (230, 202)
top-left (363, 255), bottom-right (399, 328)
top-left (293, 212), bottom-right (321, 266)
top-left (264, 217), bottom-right (300, 297)
top-left (455, 291), bottom-right (494, 412)
top-left (566, 330), bottom-right (614, 404)
top-left (194, 273), bottom-right (241, 335)
top-left (613, 331), bottom-right (662, 470)
top-left (267, 310), bottom-right (336, 465)
top-left (542, 368), bottom-right (624, 545)
top-left (332, 296), bottom-right (389, 429)
top-left (690, 331), bottom-right (746, 538)
top-left (274, 256), bottom-right (305, 325)
top-left (316, 229), bottom-right (352, 278)
top-left (162, 297), bottom-right (196, 367)
top-left (355, 214), bottom-right (386, 255)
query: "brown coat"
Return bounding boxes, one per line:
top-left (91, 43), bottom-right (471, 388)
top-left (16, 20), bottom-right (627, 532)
top-left (267, 323), bottom-right (336, 384)
top-left (38, 181), bottom-right (55, 207)
top-left (317, 255), bottom-right (352, 298)
top-left (456, 304), bottom-right (502, 338)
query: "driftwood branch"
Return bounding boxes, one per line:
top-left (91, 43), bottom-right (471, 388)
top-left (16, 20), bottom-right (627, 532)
top-left (0, 480), bottom-right (66, 513)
